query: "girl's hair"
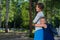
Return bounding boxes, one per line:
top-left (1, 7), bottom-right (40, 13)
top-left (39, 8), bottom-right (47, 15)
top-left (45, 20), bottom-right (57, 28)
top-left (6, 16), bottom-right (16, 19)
top-left (40, 17), bottom-right (47, 23)
top-left (40, 17), bottom-right (47, 21)
top-left (40, 17), bottom-right (46, 20)
top-left (36, 3), bottom-right (44, 10)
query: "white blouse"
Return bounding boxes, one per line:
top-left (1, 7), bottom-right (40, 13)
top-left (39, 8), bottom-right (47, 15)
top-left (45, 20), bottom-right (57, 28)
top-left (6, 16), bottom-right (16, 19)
top-left (33, 11), bottom-right (44, 31)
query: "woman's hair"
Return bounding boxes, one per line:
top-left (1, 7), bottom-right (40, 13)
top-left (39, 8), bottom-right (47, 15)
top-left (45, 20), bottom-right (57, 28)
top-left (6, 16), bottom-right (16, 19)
top-left (36, 3), bottom-right (44, 10)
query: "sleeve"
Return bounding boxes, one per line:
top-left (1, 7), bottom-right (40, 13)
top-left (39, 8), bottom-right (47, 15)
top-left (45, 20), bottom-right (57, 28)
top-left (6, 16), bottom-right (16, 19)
top-left (33, 13), bottom-right (44, 24)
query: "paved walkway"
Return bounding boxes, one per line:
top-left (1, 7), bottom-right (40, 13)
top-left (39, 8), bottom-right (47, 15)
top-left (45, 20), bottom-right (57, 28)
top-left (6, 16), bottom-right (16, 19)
top-left (0, 32), bottom-right (33, 40)
top-left (0, 32), bottom-right (60, 40)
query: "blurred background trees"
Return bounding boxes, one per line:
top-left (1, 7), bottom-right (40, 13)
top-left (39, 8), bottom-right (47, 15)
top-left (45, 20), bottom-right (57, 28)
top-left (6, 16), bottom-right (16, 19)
top-left (0, 0), bottom-right (60, 32)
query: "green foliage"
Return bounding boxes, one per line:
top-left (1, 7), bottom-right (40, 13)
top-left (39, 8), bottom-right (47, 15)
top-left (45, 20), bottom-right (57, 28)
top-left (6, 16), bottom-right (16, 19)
top-left (1, 0), bottom-right (30, 28)
top-left (1, 0), bottom-right (60, 28)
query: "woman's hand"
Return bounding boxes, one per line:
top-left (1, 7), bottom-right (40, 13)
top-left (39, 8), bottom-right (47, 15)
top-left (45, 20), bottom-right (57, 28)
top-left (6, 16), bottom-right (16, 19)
top-left (42, 24), bottom-right (47, 28)
top-left (32, 24), bottom-right (35, 26)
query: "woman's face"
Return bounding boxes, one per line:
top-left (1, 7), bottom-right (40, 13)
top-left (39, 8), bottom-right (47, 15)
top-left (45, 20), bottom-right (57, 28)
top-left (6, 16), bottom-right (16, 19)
top-left (40, 18), bottom-right (46, 24)
top-left (36, 5), bottom-right (41, 12)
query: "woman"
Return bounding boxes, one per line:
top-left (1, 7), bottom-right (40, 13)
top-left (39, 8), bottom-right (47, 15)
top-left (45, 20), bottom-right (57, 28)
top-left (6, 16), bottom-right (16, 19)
top-left (33, 3), bottom-right (45, 40)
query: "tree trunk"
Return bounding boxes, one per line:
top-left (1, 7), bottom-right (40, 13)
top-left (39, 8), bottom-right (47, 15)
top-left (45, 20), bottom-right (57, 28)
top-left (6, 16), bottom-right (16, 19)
top-left (5, 0), bottom-right (10, 33)
top-left (29, 0), bottom-right (32, 34)
top-left (0, 0), bottom-right (2, 28)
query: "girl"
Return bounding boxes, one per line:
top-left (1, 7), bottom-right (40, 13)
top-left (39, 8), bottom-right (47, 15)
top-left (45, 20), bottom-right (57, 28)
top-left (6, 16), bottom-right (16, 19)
top-left (34, 17), bottom-right (54, 40)
top-left (33, 3), bottom-right (45, 40)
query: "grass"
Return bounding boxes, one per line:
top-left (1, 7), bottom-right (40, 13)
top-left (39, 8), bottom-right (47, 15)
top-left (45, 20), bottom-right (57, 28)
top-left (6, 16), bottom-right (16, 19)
top-left (0, 29), bottom-right (29, 33)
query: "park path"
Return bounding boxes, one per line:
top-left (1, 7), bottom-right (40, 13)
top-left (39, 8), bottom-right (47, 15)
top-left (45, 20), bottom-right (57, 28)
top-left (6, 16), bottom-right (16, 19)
top-left (0, 32), bottom-right (33, 40)
top-left (0, 32), bottom-right (60, 40)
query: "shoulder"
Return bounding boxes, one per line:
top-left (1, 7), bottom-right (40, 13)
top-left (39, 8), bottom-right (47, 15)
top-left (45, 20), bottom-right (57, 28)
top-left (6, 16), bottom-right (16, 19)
top-left (39, 11), bottom-right (44, 15)
top-left (38, 12), bottom-right (44, 16)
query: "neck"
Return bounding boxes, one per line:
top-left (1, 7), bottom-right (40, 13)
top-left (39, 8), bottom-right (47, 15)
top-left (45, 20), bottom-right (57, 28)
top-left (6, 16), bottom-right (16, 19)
top-left (38, 11), bottom-right (42, 13)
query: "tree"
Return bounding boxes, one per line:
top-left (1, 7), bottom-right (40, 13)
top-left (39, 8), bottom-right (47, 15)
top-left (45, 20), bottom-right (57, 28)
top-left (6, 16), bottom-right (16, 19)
top-left (5, 0), bottom-right (10, 33)
top-left (29, 0), bottom-right (32, 34)
top-left (0, 0), bottom-right (2, 28)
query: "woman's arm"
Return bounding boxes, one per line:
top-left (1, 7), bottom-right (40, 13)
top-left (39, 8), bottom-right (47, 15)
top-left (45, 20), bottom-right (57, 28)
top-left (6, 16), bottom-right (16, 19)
top-left (33, 13), bottom-right (44, 24)
top-left (34, 24), bottom-right (47, 28)
top-left (32, 24), bottom-right (42, 26)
